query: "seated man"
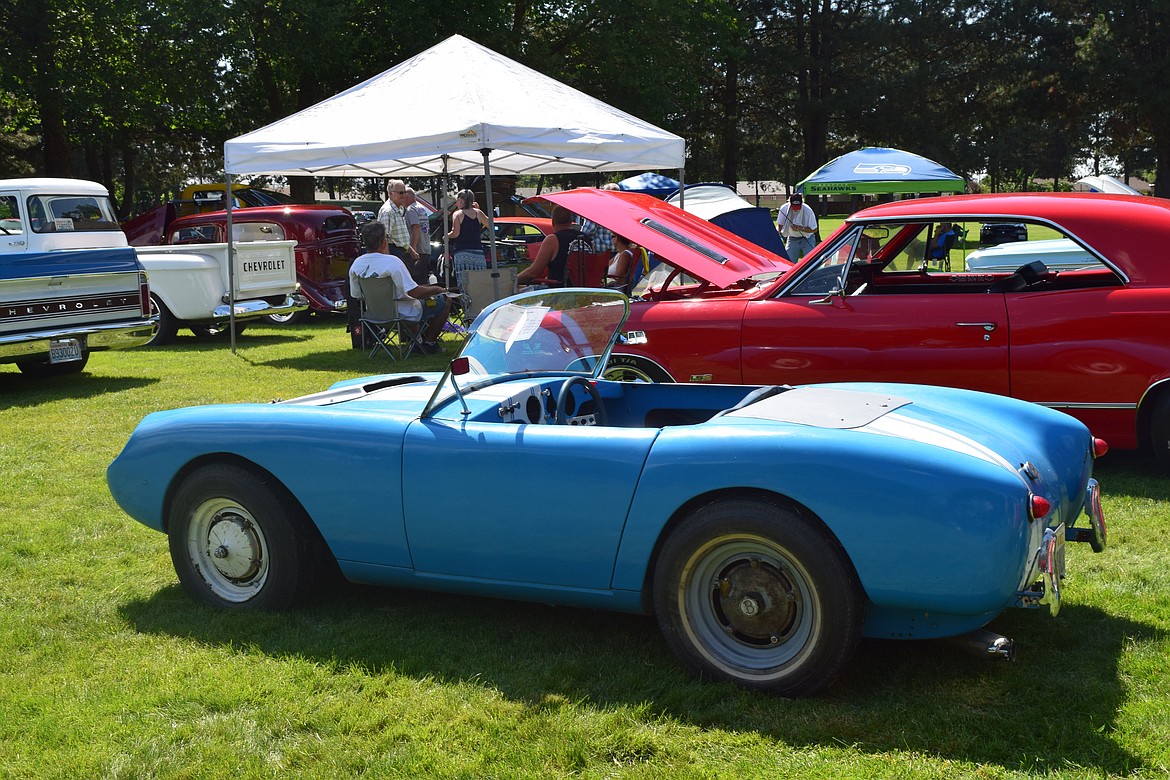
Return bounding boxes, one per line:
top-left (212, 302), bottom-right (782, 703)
top-left (349, 220), bottom-right (451, 354)
top-left (516, 205), bottom-right (587, 287)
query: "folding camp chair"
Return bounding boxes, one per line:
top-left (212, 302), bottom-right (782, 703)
top-left (354, 274), bottom-right (424, 360)
top-left (462, 267), bottom-right (518, 321)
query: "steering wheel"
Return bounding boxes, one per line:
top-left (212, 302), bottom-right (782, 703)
top-left (648, 266), bottom-right (683, 300)
top-left (554, 376), bottom-right (608, 426)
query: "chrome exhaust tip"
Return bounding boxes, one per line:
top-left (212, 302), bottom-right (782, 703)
top-left (943, 629), bottom-right (1016, 661)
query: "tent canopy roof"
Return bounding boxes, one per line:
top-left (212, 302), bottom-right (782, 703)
top-left (797, 147), bottom-right (964, 195)
top-left (1076, 174), bottom-right (1141, 195)
top-left (617, 172), bottom-right (681, 197)
top-left (665, 183), bottom-right (758, 220)
top-left (224, 35), bottom-right (685, 179)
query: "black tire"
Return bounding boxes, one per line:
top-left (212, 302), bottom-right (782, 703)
top-left (1149, 393), bottom-right (1170, 473)
top-left (16, 352), bottom-right (90, 377)
top-left (604, 354), bottom-right (674, 383)
top-left (265, 309), bottom-right (311, 326)
top-left (190, 322), bottom-right (248, 339)
top-left (653, 498), bottom-right (864, 697)
top-left (147, 294), bottom-right (179, 346)
top-left (167, 463), bottom-right (324, 610)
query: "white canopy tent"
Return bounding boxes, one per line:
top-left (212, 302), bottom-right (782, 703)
top-left (220, 35), bottom-right (686, 347)
top-left (224, 34), bottom-right (685, 179)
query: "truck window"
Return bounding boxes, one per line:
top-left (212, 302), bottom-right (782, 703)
top-left (171, 225), bottom-right (220, 243)
top-left (1, 195), bottom-right (22, 234)
top-left (28, 194), bottom-right (121, 233)
top-left (232, 222), bottom-right (285, 242)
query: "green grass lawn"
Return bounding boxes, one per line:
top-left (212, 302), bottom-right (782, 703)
top-left (2, 320), bottom-right (1168, 779)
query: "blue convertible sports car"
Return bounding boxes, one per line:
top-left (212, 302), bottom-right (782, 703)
top-left (108, 288), bottom-right (1107, 696)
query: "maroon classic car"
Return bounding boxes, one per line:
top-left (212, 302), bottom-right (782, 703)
top-left (538, 188), bottom-right (1170, 470)
top-left (124, 202), bottom-right (358, 323)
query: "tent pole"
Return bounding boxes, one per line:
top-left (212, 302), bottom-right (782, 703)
top-left (441, 155), bottom-right (451, 287)
top-left (225, 172), bottom-right (236, 354)
top-left (678, 167), bottom-right (685, 209)
top-left (481, 149), bottom-right (501, 300)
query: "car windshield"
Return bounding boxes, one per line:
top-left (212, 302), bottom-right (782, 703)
top-left (423, 288), bottom-right (628, 415)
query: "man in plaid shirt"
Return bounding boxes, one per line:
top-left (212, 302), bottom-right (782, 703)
top-left (377, 179), bottom-right (420, 266)
top-left (579, 182), bottom-right (620, 253)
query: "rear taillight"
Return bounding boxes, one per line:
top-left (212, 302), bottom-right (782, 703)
top-left (1092, 438), bottom-right (1109, 458)
top-left (1029, 494), bottom-right (1052, 521)
top-left (139, 271), bottom-right (151, 317)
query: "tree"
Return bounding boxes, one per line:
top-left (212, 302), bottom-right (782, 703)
top-left (1079, 1), bottom-right (1169, 195)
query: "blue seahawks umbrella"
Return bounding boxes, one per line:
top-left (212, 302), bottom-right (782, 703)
top-left (797, 147), bottom-right (964, 195)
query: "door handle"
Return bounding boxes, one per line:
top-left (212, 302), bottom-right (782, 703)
top-left (956, 322), bottom-right (997, 332)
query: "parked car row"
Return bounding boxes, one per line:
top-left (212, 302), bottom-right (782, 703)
top-left (17, 179), bottom-right (1120, 696)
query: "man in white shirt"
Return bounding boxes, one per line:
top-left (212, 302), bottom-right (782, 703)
top-left (776, 193), bottom-right (818, 260)
top-left (349, 220), bottom-right (450, 354)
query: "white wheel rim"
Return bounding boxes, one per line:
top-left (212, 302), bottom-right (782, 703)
top-left (678, 534), bottom-right (819, 679)
top-left (186, 497), bottom-right (270, 602)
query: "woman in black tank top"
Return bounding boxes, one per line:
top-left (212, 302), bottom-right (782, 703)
top-left (447, 189), bottom-right (488, 254)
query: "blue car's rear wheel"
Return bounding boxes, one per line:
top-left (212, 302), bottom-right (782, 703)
top-left (653, 498), bottom-right (864, 697)
top-left (168, 463), bottom-right (320, 609)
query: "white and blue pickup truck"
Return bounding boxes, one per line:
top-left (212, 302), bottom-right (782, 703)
top-left (1, 179), bottom-right (308, 369)
top-left (1, 179), bottom-right (154, 377)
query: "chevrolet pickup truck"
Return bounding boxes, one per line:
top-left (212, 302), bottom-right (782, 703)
top-left (123, 190), bottom-right (357, 325)
top-left (1, 178), bottom-right (154, 377)
top-left (4, 178), bottom-right (306, 353)
top-left (136, 235), bottom-right (305, 345)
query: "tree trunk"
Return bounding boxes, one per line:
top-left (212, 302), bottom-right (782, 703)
top-left (289, 176), bottom-right (316, 204)
top-left (35, 84), bottom-right (71, 177)
top-left (122, 145), bottom-right (138, 218)
top-left (721, 57), bottom-right (739, 185)
top-left (1154, 135), bottom-right (1169, 199)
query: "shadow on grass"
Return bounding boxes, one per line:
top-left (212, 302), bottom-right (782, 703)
top-left (244, 351), bottom-right (453, 373)
top-left (122, 575), bottom-right (1152, 774)
top-left (145, 332), bottom-right (311, 352)
top-left (1093, 449), bottom-right (1170, 501)
top-left (0, 372), bottom-right (157, 407)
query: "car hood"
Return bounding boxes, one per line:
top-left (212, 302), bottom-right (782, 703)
top-left (534, 189), bottom-right (792, 289)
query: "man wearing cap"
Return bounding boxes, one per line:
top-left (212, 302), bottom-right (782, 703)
top-left (776, 193), bottom-right (818, 260)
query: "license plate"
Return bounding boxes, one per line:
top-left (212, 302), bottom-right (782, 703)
top-left (49, 338), bottom-right (84, 364)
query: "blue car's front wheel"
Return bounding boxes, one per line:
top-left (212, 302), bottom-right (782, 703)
top-left (653, 498), bottom-right (864, 697)
top-left (168, 463), bottom-right (323, 609)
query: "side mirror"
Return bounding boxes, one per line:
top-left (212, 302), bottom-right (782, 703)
top-left (450, 356), bottom-right (471, 376)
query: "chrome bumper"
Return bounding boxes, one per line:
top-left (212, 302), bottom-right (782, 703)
top-left (0, 318), bottom-right (157, 361)
top-left (1066, 478), bottom-right (1107, 552)
top-left (211, 293), bottom-right (309, 323)
top-left (1017, 478), bottom-right (1108, 617)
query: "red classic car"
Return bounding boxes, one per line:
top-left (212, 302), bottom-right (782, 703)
top-left (486, 216), bottom-right (554, 264)
top-left (539, 188), bottom-right (1170, 469)
top-left (124, 202), bottom-right (358, 323)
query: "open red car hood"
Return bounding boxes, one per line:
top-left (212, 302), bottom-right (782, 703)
top-left (532, 189), bottom-right (792, 289)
